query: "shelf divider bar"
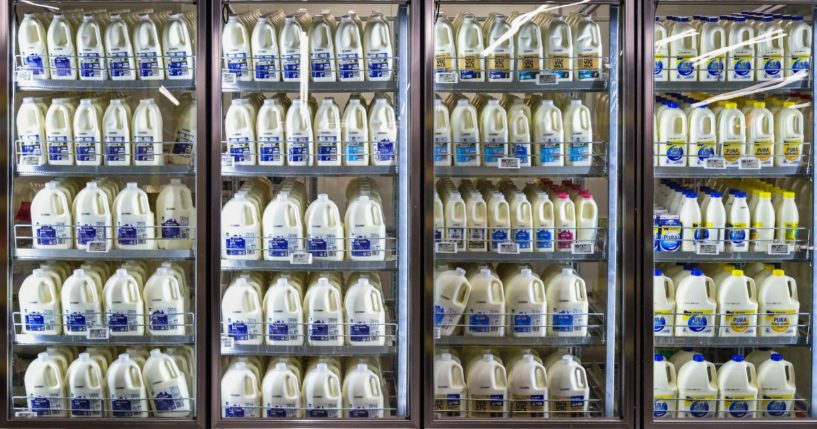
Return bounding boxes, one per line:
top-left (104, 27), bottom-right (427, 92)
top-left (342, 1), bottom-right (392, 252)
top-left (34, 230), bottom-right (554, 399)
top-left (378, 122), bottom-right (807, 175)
top-left (396, 3), bottom-right (410, 419)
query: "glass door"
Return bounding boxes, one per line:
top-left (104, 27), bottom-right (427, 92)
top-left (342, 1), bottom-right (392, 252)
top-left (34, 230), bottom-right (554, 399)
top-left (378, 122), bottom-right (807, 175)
top-left (647, 1), bottom-right (817, 425)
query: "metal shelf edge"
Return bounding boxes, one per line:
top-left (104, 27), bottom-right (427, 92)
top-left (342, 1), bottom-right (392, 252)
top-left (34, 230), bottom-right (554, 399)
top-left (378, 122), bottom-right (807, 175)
top-left (434, 80), bottom-right (607, 93)
top-left (435, 336), bottom-right (603, 347)
top-left (222, 80), bottom-right (398, 93)
top-left (15, 79), bottom-right (196, 92)
top-left (221, 345), bottom-right (395, 356)
top-left (13, 248), bottom-right (195, 261)
top-left (435, 165), bottom-right (607, 177)
top-left (222, 165), bottom-right (397, 177)
top-left (655, 166), bottom-right (811, 178)
top-left (654, 250), bottom-right (809, 263)
top-left (655, 336), bottom-right (810, 348)
top-left (655, 80), bottom-right (811, 93)
top-left (15, 165), bottom-right (195, 177)
top-left (220, 259), bottom-right (399, 271)
top-left (13, 335), bottom-right (195, 346)
top-left (435, 251), bottom-right (606, 263)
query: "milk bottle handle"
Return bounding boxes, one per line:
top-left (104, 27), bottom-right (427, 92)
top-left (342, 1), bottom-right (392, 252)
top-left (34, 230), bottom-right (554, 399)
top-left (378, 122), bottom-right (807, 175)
top-left (172, 20), bottom-right (189, 46)
top-left (245, 201), bottom-right (259, 226)
top-left (138, 191), bottom-right (150, 216)
top-left (573, 367), bottom-right (587, 389)
top-left (94, 191), bottom-right (108, 216)
top-left (664, 276), bottom-right (676, 301)
top-left (745, 277), bottom-right (757, 300)
top-left (666, 362), bottom-right (677, 384)
top-left (704, 277), bottom-right (716, 301)
top-left (163, 358), bottom-right (179, 379)
top-left (787, 277), bottom-right (799, 300)
top-left (45, 365), bottom-right (60, 389)
top-left (244, 287), bottom-right (258, 312)
top-left (573, 277), bottom-right (586, 301)
top-left (327, 287), bottom-right (340, 312)
top-left (492, 364), bottom-right (507, 389)
top-left (746, 363), bottom-right (757, 384)
top-left (52, 190), bottom-right (69, 215)
top-left (86, 364), bottom-right (102, 389)
top-left (129, 365), bottom-right (142, 388)
top-left (285, 288), bottom-right (299, 312)
top-left (244, 373), bottom-right (258, 395)
top-left (127, 280), bottom-right (140, 303)
top-left (82, 279), bottom-right (96, 304)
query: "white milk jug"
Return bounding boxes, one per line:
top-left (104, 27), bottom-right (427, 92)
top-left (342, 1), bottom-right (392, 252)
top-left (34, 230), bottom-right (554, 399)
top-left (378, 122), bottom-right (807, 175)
top-left (262, 362), bottom-right (301, 417)
top-left (133, 15), bottom-right (165, 80)
top-left (728, 191), bottom-right (751, 252)
top-left (717, 354), bottom-right (758, 418)
top-left (222, 192), bottom-right (261, 259)
top-left (25, 352), bottom-right (67, 416)
top-left (303, 363), bottom-right (342, 418)
top-left (697, 17), bottom-right (725, 81)
top-left (718, 270), bottom-right (758, 336)
top-left (45, 99), bottom-right (75, 165)
top-left (507, 102), bottom-right (532, 166)
top-left (658, 102), bottom-right (687, 166)
top-left (223, 16), bottom-right (251, 81)
top-left (434, 14), bottom-right (456, 82)
top-left (221, 360), bottom-right (261, 418)
top-left (486, 15), bottom-right (514, 82)
top-left (674, 269), bottom-right (716, 336)
top-left (456, 14), bottom-right (484, 82)
top-left (286, 100), bottom-right (314, 165)
top-left (225, 99), bottom-right (256, 165)
top-left (747, 102), bottom-right (774, 166)
top-left (434, 268), bottom-right (471, 336)
top-left (751, 191), bottom-right (775, 252)
top-left (758, 269), bottom-right (800, 336)
top-left (104, 268), bottom-right (144, 336)
top-left (546, 268), bottom-right (589, 336)
top-left (688, 106), bottom-right (716, 166)
top-left (719, 102), bottom-right (746, 167)
top-left (574, 15), bottom-right (603, 81)
top-left (106, 14), bottom-right (136, 80)
top-left (785, 16), bottom-right (811, 77)
top-left (775, 102), bottom-right (804, 166)
top-left (677, 354), bottom-right (717, 418)
top-left (507, 353), bottom-right (548, 417)
top-left (546, 17), bottom-right (574, 81)
top-left (467, 354), bottom-right (508, 417)
top-left (369, 97), bottom-right (397, 166)
top-left (346, 196), bottom-right (386, 261)
top-left (547, 355), bottom-right (589, 416)
top-left (343, 364), bottom-right (384, 417)
top-left (264, 278), bottom-right (303, 346)
top-left (74, 181), bottom-right (111, 250)
top-left (263, 192), bottom-right (303, 259)
top-left (461, 189), bottom-right (487, 251)
top-left (654, 269), bottom-right (675, 336)
top-left (16, 97), bottom-right (47, 166)
top-left (465, 269), bottom-right (505, 337)
top-left (132, 98), bottom-right (164, 166)
top-left (508, 192), bottom-right (533, 251)
top-left (669, 17), bottom-right (697, 81)
top-left (727, 17), bottom-right (754, 81)
top-left (343, 97), bottom-right (370, 165)
top-left (451, 98), bottom-right (480, 166)
top-left (777, 191), bottom-right (799, 248)
top-left (156, 179), bottom-right (195, 250)
top-left (554, 192), bottom-right (576, 251)
top-left (345, 278), bottom-right (386, 345)
top-left (505, 269), bottom-right (546, 337)
top-left (114, 182), bottom-right (155, 249)
top-left (315, 98), bottom-right (341, 165)
top-left (163, 13), bottom-right (194, 79)
top-left (434, 352), bottom-right (466, 417)
top-left (61, 269), bottom-right (103, 335)
top-left (19, 268), bottom-right (62, 335)
top-left (251, 17), bottom-right (280, 82)
top-left (143, 349), bottom-right (191, 417)
top-left (103, 99), bottom-right (132, 165)
top-left (756, 17), bottom-right (784, 81)
top-left (309, 16), bottom-right (336, 82)
top-left (533, 100), bottom-right (564, 166)
top-left (257, 98), bottom-right (285, 165)
top-left (363, 12), bottom-right (393, 81)
top-left (305, 194), bottom-right (344, 261)
top-left (77, 15), bottom-right (105, 80)
top-left (74, 99), bottom-right (103, 166)
top-left (47, 14), bottom-right (77, 79)
top-left (517, 20), bottom-right (543, 81)
top-left (66, 353), bottom-right (104, 417)
top-left (305, 278), bottom-right (344, 346)
top-left (757, 353), bottom-right (797, 417)
top-left (480, 99), bottom-right (509, 166)
top-left (576, 191), bottom-right (598, 243)
top-left (653, 354), bottom-right (677, 418)
top-left (107, 353), bottom-right (148, 417)
top-left (525, 187), bottom-right (555, 252)
top-left (222, 277), bottom-right (262, 345)
top-left (144, 267), bottom-right (186, 335)
top-left (564, 100), bottom-right (592, 166)
top-left (31, 182), bottom-right (72, 248)
top-left (279, 16), bottom-right (304, 82)
top-left (18, 14), bottom-right (49, 79)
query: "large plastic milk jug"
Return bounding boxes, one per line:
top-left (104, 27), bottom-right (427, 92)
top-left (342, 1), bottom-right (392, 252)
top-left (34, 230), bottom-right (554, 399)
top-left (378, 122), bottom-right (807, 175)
top-left (718, 270), bottom-right (758, 336)
top-left (103, 99), bottom-right (132, 166)
top-left (461, 190), bottom-right (487, 251)
top-left (107, 353), bottom-right (148, 417)
top-left (516, 20), bottom-right (543, 81)
top-left (507, 101), bottom-right (532, 166)
top-left (669, 17), bottom-right (697, 81)
top-left (132, 98), bottom-right (163, 166)
top-left (547, 17), bottom-right (574, 81)
top-left (775, 102), bottom-right (804, 166)
top-left (163, 13), bottom-right (193, 79)
top-left (717, 354), bottom-right (758, 418)
top-left (727, 17), bottom-right (754, 81)
top-left (546, 268), bottom-right (589, 336)
top-left (305, 278), bottom-right (344, 346)
top-left (222, 277), bottom-right (262, 345)
top-left (674, 269), bottom-right (716, 336)
top-left (45, 100), bottom-right (74, 165)
top-left (221, 360), bottom-right (261, 418)
top-left (466, 354), bottom-right (508, 417)
top-left (480, 99), bottom-right (509, 166)
top-left (66, 352), bottom-right (104, 417)
top-left (73, 99), bottom-right (103, 166)
top-left (757, 353), bottom-right (796, 417)
top-left (303, 363), bottom-right (342, 418)
top-left (77, 15), bottom-right (105, 80)
top-left (576, 191), bottom-right (598, 242)
top-left (346, 195), bottom-right (386, 261)
top-left (654, 269), bottom-right (676, 336)
top-left (507, 353), bottom-right (548, 417)
top-left (688, 106), bottom-right (717, 166)
top-left (285, 100), bottom-right (314, 165)
top-left (654, 18), bottom-right (668, 81)
top-left (434, 268), bottom-right (471, 336)
top-left (18, 14), bottom-right (49, 79)
top-left (533, 100), bottom-right (564, 166)
top-left (465, 268), bottom-right (505, 337)
top-left (434, 352), bottom-right (466, 417)
top-left (144, 267), bottom-right (186, 335)
top-left (334, 15), bottom-right (363, 82)
top-left (133, 15), bottom-right (165, 80)
top-left (305, 194), bottom-right (344, 261)
top-left (223, 16), bottom-right (250, 81)
top-left (264, 278), bottom-right (303, 346)
top-left (314, 98), bottom-right (341, 165)
top-left (654, 354), bottom-right (677, 418)
top-left (719, 102), bottom-right (746, 167)
top-left (564, 100), bottom-right (592, 166)
top-left (225, 99), bottom-right (256, 165)
top-left (486, 15), bottom-right (513, 82)
top-left (677, 354), bottom-right (717, 418)
top-left (363, 12), bottom-right (393, 81)
top-left (104, 268), bottom-right (144, 336)
top-left (105, 14), bottom-right (136, 80)
top-left (309, 16), bottom-right (336, 82)
top-left (343, 97), bottom-right (369, 166)
top-left (574, 15), bottom-right (603, 81)
top-left (262, 362), bottom-right (301, 417)
top-left (16, 97), bottom-right (47, 166)
top-left (553, 192), bottom-right (576, 251)
top-left (547, 355), bottom-right (589, 416)
top-left (19, 268), bottom-right (62, 335)
top-left (785, 16), bottom-right (811, 77)
top-left (143, 349), bottom-right (191, 417)
top-left (756, 17), bottom-right (784, 80)
top-left (279, 16), bottom-right (304, 82)
top-left (47, 14), bottom-right (77, 79)
top-left (697, 18), bottom-right (725, 81)
top-left (451, 98), bottom-right (480, 166)
top-left (113, 182), bottom-right (155, 250)
top-left (369, 97), bottom-right (397, 166)
top-left (251, 17), bottom-right (280, 82)
top-left (505, 269), bottom-right (546, 337)
top-left (222, 192), bottom-right (261, 259)
top-left (61, 269), bottom-right (103, 335)
top-left (758, 269), bottom-right (800, 336)
top-left (26, 352), bottom-right (68, 416)
top-left (262, 192), bottom-right (303, 260)
top-left (156, 179), bottom-right (195, 250)
top-left (658, 102), bottom-right (688, 166)
top-left (456, 14), bottom-right (484, 82)
top-left (74, 181), bottom-right (111, 250)
top-left (433, 192), bottom-right (445, 243)
top-left (747, 101), bottom-right (774, 166)
top-left (434, 14), bottom-right (456, 82)
top-left (342, 363), bottom-right (384, 417)
top-left (256, 98), bottom-right (285, 165)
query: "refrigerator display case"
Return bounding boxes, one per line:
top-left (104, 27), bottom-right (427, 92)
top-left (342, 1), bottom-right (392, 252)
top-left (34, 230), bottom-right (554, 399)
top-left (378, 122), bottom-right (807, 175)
top-left (1, 0), bottom-right (208, 427)
top-left (644, 1), bottom-right (817, 426)
top-left (423, 0), bottom-right (634, 427)
top-left (209, 0), bottom-right (419, 427)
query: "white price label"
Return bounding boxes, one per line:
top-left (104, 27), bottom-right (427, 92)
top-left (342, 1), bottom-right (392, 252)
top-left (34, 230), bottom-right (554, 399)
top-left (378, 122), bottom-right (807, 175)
top-left (221, 335), bottom-right (235, 349)
top-left (695, 241), bottom-right (719, 255)
top-left (571, 241), bottom-right (595, 255)
top-left (222, 71), bottom-right (237, 85)
top-left (15, 69), bottom-right (33, 82)
top-left (768, 242), bottom-right (792, 256)
top-left (19, 155), bottom-right (40, 166)
top-left (435, 241), bottom-right (458, 254)
top-left (436, 72), bottom-right (457, 84)
top-left (221, 153), bottom-right (234, 168)
top-left (739, 157), bottom-right (761, 170)
top-left (537, 72), bottom-right (559, 85)
top-left (15, 411), bottom-right (37, 418)
top-left (433, 327), bottom-right (441, 339)
top-left (87, 241), bottom-right (110, 253)
top-left (86, 326), bottom-right (109, 340)
top-left (704, 157), bottom-right (726, 169)
top-left (289, 251), bottom-right (313, 264)
top-left (498, 242), bottom-right (520, 254)
top-left (498, 157), bottom-right (520, 169)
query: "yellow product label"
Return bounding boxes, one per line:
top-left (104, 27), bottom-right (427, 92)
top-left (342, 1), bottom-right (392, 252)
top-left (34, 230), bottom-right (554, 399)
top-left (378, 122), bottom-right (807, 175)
top-left (681, 310), bottom-right (714, 334)
top-left (458, 54), bottom-right (482, 80)
top-left (548, 52), bottom-right (570, 79)
top-left (510, 393), bottom-right (546, 416)
top-left (434, 54), bottom-right (452, 72)
top-left (753, 139), bottom-right (773, 162)
top-left (683, 395), bottom-right (715, 418)
top-left (470, 394), bottom-right (505, 417)
top-left (784, 221), bottom-right (799, 242)
top-left (434, 394), bottom-right (463, 417)
top-left (665, 138), bottom-right (686, 164)
top-left (783, 139), bottom-right (802, 162)
top-left (722, 395), bottom-right (756, 418)
top-left (750, 221), bottom-right (763, 241)
top-left (487, 53), bottom-right (511, 77)
top-left (724, 310), bottom-right (754, 334)
top-left (722, 140), bottom-right (743, 162)
top-left (577, 53), bottom-right (600, 79)
top-left (764, 309), bottom-right (797, 334)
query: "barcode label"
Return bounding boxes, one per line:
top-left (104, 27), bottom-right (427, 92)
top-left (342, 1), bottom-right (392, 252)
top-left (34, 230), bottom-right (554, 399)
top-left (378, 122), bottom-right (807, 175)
top-left (695, 241), bottom-right (719, 255)
top-left (15, 411), bottom-right (37, 418)
top-left (537, 72), bottom-right (559, 85)
top-left (498, 157), bottom-right (520, 169)
top-left (87, 241), bottom-right (109, 253)
top-left (498, 242), bottom-right (520, 254)
top-left (739, 157), bottom-right (761, 170)
top-left (222, 71), bottom-right (236, 85)
top-left (436, 72), bottom-right (457, 84)
top-left (434, 327), bottom-right (441, 339)
top-left (435, 242), bottom-right (458, 254)
top-left (16, 69), bottom-right (33, 82)
top-left (221, 335), bottom-right (235, 349)
top-left (221, 153), bottom-right (234, 168)
top-left (290, 251), bottom-right (313, 264)
top-left (571, 241), bottom-right (595, 255)
top-left (704, 158), bottom-right (726, 169)
top-left (86, 326), bottom-right (109, 340)
top-left (19, 155), bottom-right (40, 166)
top-left (768, 242), bottom-right (791, 256)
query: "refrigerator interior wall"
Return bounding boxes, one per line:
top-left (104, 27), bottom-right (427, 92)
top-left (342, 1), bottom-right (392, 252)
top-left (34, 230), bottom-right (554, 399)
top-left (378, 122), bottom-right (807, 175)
top-left (4, 0), bottom-right (205, 427)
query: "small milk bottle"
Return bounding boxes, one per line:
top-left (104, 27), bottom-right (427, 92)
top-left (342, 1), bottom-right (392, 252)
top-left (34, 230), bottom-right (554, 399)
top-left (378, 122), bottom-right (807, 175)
top-left (728, 17), bottom-right (755, 81)
top-left (564, 100), bottom-right (593, 166)
top-left (653, 269), bottom-right (675, 336)
top-left (546, 16), bottom-right (574, 81)
top-left (434, 268), bottom-right (471, 336)
top-left (369, 97), bottom-right (397, 166)
top-left (697, 17), bottom-right (725, 81)
top-left (61, 269), bottom-right (103, 335)
top-left (103, 99), bottom-right (132, 165)
top-left (574, 15), bottom-right (603, 81)
top-left (305, 194), bottom-right (345, 261)
top-left (785, 15), bottom-right (811, 77)
top-left (505, 268), bottom-right (547, 337)
top-left (335, 15), bottom-right (363, 82)
top-left (156, 179), bottom-right (195, 250)
top-left (225, 99), bottom-right (256, 165)
top-left (74, 99), bottom-right (103, 166)
top-left (309, 16), bottom-right (336, 82)
top-left (516, 20), bottom-right (543, 81)
top-left (279, 16), bottom-right (303, 82)
top-left (654, 354), bottom-right (677, 418)
top-left (144, 267), bottom-right (186, 335)
top-left (31, 181), bottom-right (73, 249)
top-left (46, 99), bottom-right (75, 165)
top-left (286, 100), bottom-right (314, 165)
top-left (434, 14), bottom-right (456, 82)
top-left (775, 101), bottom-right (804, 166)
top-left (554, 192), bottom-right (576, 251)
top-left (343, 97), bottom-right (370, 165)
top-left (305, 278), bottom-right (344, 346)
top-left (264, 278), bottom-right (303, 345)
top-left (456, 14), bottom-right (484, 82)
top-left (133, 99), bottom-right (164, 166)
top-left (74, 181), bottom-right (112, 249)
top-left (451, 98), bottom-right (480, 166)
top-left (486, 15), bottom-right (514, 82)
top-left (480, 99), bottom-right (509, 166)
top-left (222, 277), bottom-right (263, 345)
top-left (16, 97), bottom-right (47, 166)
top-left (314, 98), bottom-right (342, 165)
top-left (252, 17), bottom-right (280, 82)
top-left (669, 17), bottom-right (697, 81)
top-left (533, 99), bottom-right (564, 166)
top-left (747, 101), bottom-right (774, 166)
top-left (133, 15), bottom-right (165, 80)
top-left (104, 268), bottom-right (144, 335)
top-left (727, 191), bottom-right (751, 252)
top-left (257, 98), bottom-right (286, 165)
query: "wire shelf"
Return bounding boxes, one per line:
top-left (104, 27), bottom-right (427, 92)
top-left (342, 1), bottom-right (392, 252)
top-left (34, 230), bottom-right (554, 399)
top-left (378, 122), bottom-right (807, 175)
top-left (221, 259), bottom-right (398, 272)
top-left (221, 344), bottom-right (396, 356)
top-left (222, 165), bottom-right (397, 177)
top-left (12, 311), bottom-right (196, 339)
top-left (10, 395), bottom-right (195, 418)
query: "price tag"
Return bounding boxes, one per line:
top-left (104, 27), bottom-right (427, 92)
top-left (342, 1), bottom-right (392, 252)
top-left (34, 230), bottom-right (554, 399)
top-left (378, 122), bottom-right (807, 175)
top-left (15, 411), bottom-right (37, 418)
top-left (498, 157), bottom-right (520, 169)
top-left (435, 241), bottom-right (458, 254)
top-left (433, 327), bottom-right (441, 340)
top-left (537, 72), bottom-right (559, 85)
top-left (498, 242), bottom-right (520, 254)
top-left (86, 326), bottom-right (109, 340)
top-left (15, 69), bottom-right (33, 82)
top-left (436, 72), bottom-right (457, 84)
top-left (695, 241), bottom-right (719, 255)
top-left (571, 241), bottom-right (595, 255)
top-left (222, 71), bottom-right (237, 85)
top-left (221, 153), bottom-right (234, 168)
top-left (87, 241), bottom-right (110, 253)
top-left (704, 157), bottom-right (726, 169)
top-left (221, 335), bottom-right (235, 349)
top-left (290, 251), bottom-right (313, 264)
top-left (739, 157), bottom-right (761, 170)
top-left (19, 155), bottom-right (40, 166)
top-left (768, 242), bottom-right (792, 256)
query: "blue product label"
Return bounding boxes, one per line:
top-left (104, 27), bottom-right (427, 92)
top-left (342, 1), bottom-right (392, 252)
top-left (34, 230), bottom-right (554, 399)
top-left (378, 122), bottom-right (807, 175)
top-left (36, 225), bottom-right (58, 246)
top-left (729, 225), bottom-right (747, 244)
top-left (490, 394), bottom-right (505, 408)
top-left (134, 136), bottom-right (156, 162)
top-left (311, 52), bottom-right (332, 79)
top-left (150, 310), bottom-right (170, 331)
top-left (153, 388), bottom-right (183, 411)
top-left (515, 229), bottom-right (531, 249)
top-left (569, 141), bottom-right (589, 163)
top-left (512, 143), bottom-right (530, 163)
top-left (367, 52), bottom-right (389, 78)
top-left (79, 53), bottom-right (101, 78)
top-left (658, 217), bottom-right (682, 252)
top-left (52, 55), bottom-right (72, 77)
top-left (259, 137), bottom-right (282, 162)
top-left (77, 224), bottom-right (99, 245)
top-left (226, 236), bottom-right (247, 255)
top-left (536, 229), bottom-right (553, 250)
top-left (347, 138), bottom-right (365, 162)
top-left (491, 229), bottom-right (509, 250)
top-left (111, 399), bottom-right (134, 416)
top-left (513, 314), bottom-right (532, 333)
top-left (307, 237), bottom-right (328, 257)
top-left (350, 323), bottom-right (372, 342)
top-left (468, 314), bottom-right (491, 333)
top-left (66, 312), bottom-right (88, 332)
top-left (267, 407), bottom-right (287, 418)
top-left (434, 305), bottom-right (445, 326)
top-left (282, 54), bottom-right (300, 80)
top-left (792, 58), bottom-right (809, 74)
top-left (317, 136), bottom-right (338, 162)
top-left (117, 225), bottom-right (139, 246)
top-left (309, 321), bottom-right (330, 341)
top-left (109, 52), bottom-right (131, 78)
top-left (352, 237), bottom-right (372, 257)
top-left (24, 54), bottom-right (45, 75)
top-left (268, 237), bottom-right (290, 257)
top-left (350, 408), bottom-right (369, 418)
top-left (666, 144), bottom-right (684, 162)
top-left (288, 136), bottom-right (308, 163)
top-left (308, 408), bottom-right (329, 418)
top-left (229, 137), bottom-right (251, 162)
top-left (108, 313), bottom-right (130, 332)
top-left (654, 400), bottom-right (668, 418)
top-left (763, 57), bottom-right (782, 77)
top-left (552, 311), bottom-right (575, 332)
top-left (228, 321), bottom-right (249, 340)
top-left (686, 312), bottom-right (709, 332)
top-left (483, 143), bottom-right (505, 164)
top-left (434, 228), bottom-right (442, 242)
top-left (254, 55), bottom-right (276, 80)
top-left (697, 145), bottom-right (714, 161)
top-left (689, 400), bottom-right (710, 417)
top-left (734, 59), bottom-right (752, 77)
top-left (654, 315), bottom-right (666, 333)
top-left (268, 321), bottom-right (291, 341)
top-left (47, 135), bottom-right (69, 162)
top-left (226, 52), bottom-right (248, 78)
top-left (677, 59), bottom-right (694, 77)
top-left (538, 142), bottom-right (560, 163)
top-left (105, 136), bottom-right (127, 162)
top-left (137, 52), bottom-right (160, 78)
top-left (24, 312), bottom-right (46, 331)
top-left (71, 398), bottom-right (93, 416)
top-left (654, 60), bottom-right (664, 76)
top-left (162, 219), bottom-right (181, 239)
top-left (530, 394), bottom-right (545, 408)
top-left (376, 139), bottom-right (395, 163)
top-left (31, 397), bottom-right (53, 416)
top-left (766, 399), bottom-right (787, 416)
top-left (224, 406), bottom-right (245, 418)
top-left (728, 399), bottom-right (749, 418)
top-left (76, 137), bottom-right (98, 162)
top-left (339, 53), bottom-right (361, 79)
top-left (167, 51), bottom-right (188, 77)
top-left (706, 58), bottom-right (723, 78)
top-left (455, 141), bottom-right (477, 164)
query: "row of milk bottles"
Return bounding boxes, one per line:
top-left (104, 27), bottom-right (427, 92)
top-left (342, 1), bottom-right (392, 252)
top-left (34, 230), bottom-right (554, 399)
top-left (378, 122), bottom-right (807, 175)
top-left (25, 347), bottom-right (192, 417)
top-left (655, 13), bottom-right (811, 82)
top-left (221, 355), bottom-right (385, 418)
top-left (434, 11), bottom-right (603, 82)
top-left (30, 178), bottom-right (195, 250)
top-left (19, 260), bottom-right (191, 336)
top-left (225, 93), bottom-right (396, 166)
top-left (654, 179), bottom-right (800, 253)
top-left (18, 10), bottom-right (195, 80)
top-left (654, 350), bottom-right (797, 418)
top-left (654, 265), bottom-right (800, 337)
top-left (223, 9), bottom-right (392, 82)
top-left (434, 264), bottom-right (589, 337)
top-left (434, 349), bottom-right (589, 417)
top-left (16, 95), bottom-right (196, 166)
top-left (435, 178), bottom-right (598, 253)
top-left (222, 177), bottom-right (386, 261)
top-left (222, 271), bottom-right (386, 346)
top-left (437, 93), bottom-right (594, 167)
top-left (655, 93), bottom-right (806, 167)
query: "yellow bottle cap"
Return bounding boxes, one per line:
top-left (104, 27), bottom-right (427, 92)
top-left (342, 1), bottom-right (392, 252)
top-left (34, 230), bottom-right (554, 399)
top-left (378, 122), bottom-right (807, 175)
top-left (724, 101), bottom-right (737, 109)
top-left (783, 101), bottom-right (797, 108)
top-left (784, 191), bottom-right (795, 198)
top-left (732, 269), bottom-right (744, 276)
top-left (773, 269), bottom-right (785, 276)
top-left (759, 191), bottom-right (771, 198)
top-left (753, 101), bottom-right (766, 108)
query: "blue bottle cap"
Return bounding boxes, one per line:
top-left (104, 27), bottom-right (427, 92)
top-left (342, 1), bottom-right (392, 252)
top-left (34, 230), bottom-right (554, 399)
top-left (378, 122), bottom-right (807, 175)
top-left (655, 354), bottom-right (665, 362)
top-left (691, 269), bottom-right (703, 276)
top-left (655, 268), bottom-right (663, 276)
top-left (667, 101), bottom-right (679, 109)
top-left (771, 353), bottom-right (783, 361)
top-left (693, 354), bottom-right (705, 362)
top-left (732, 354), bottom-right (744, 362)
top-left (711, 191), bottom-right (722, 198)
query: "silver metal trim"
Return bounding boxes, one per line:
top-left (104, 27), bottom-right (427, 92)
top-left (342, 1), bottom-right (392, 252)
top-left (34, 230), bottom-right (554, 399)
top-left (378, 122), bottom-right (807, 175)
top-left (12, 248), bottom-right (194, 260)
top-left (221, 80), bottom-right (398, 93)
top-left (221, 344), bottom-right (396, 356)
top-left (655, 166), bottom-right (811, 178)
top-left (15, 165), bottom-right (195, 177)
top-left (435, 81), bottom-right (607, 93)
top-left (221, 165), bottom-right (397, 177)
top-left (435, 165), bottom-right (607, 177)
top-left (15, 79), bottom-right (195, 91)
